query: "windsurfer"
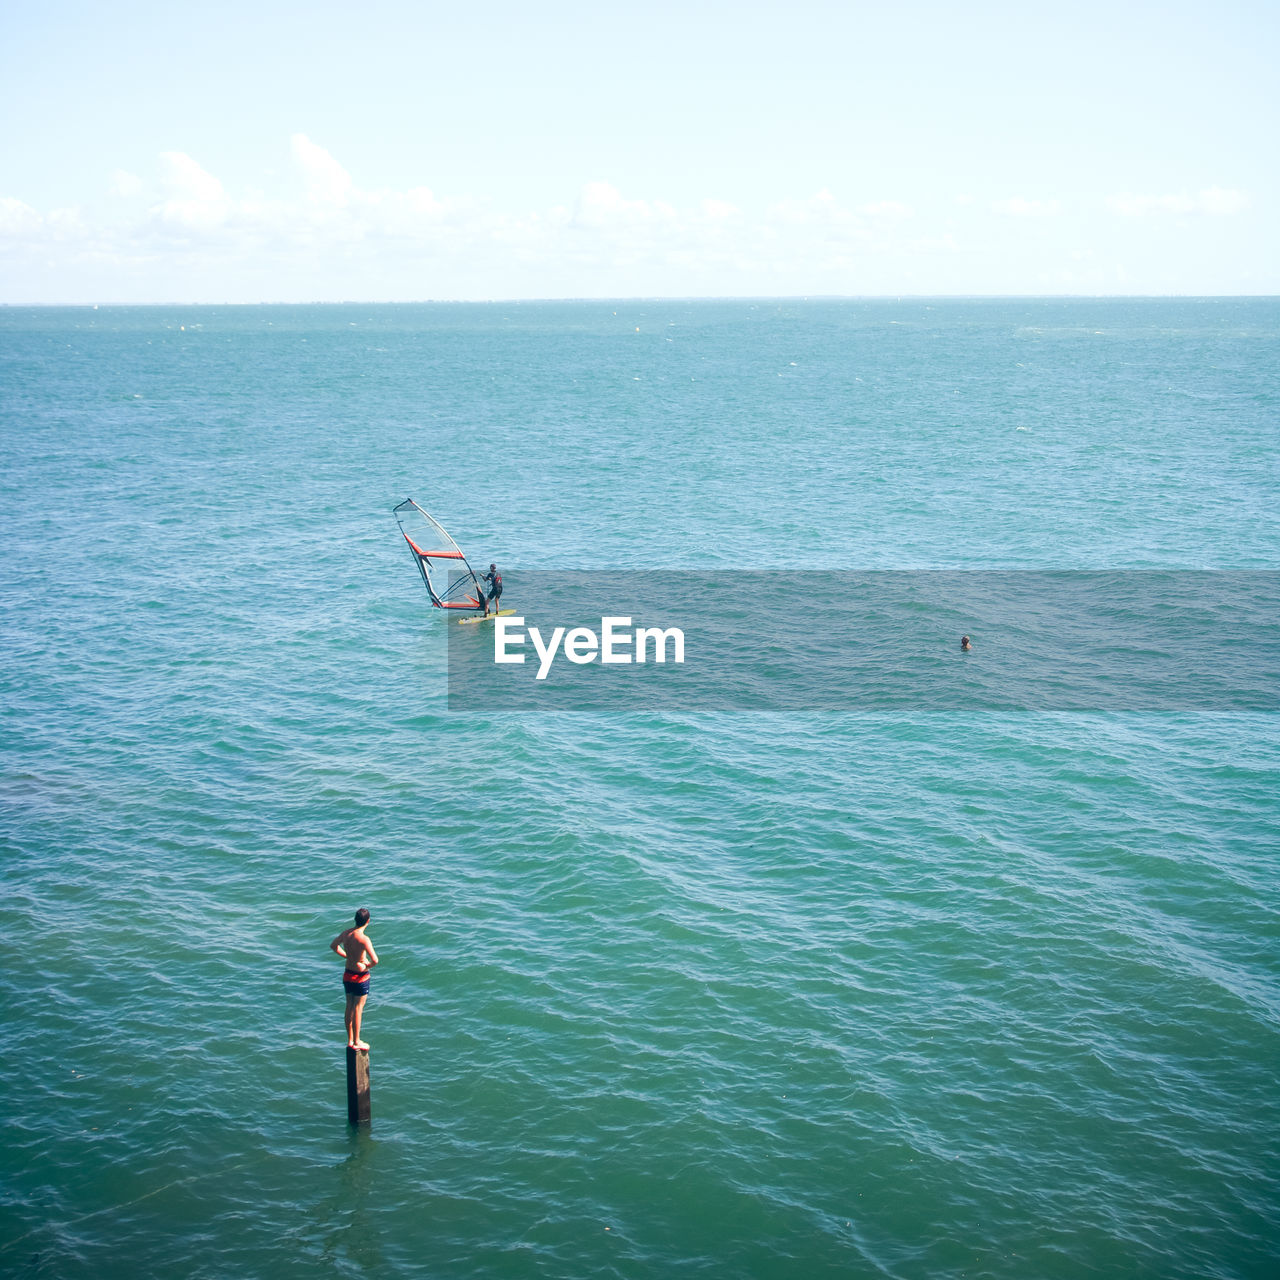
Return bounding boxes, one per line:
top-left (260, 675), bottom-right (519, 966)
top-left (482, 564), bottom-right (503, 616)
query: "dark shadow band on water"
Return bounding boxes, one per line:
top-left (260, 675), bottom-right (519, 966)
top-left (444, 572), bottom-right (1280, 713)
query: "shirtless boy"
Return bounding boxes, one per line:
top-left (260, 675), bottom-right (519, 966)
top-left (331, 908), bottom-right (379, 1050)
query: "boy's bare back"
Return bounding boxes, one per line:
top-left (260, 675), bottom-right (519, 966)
top-left (332, 926), bottom-right (378, 972)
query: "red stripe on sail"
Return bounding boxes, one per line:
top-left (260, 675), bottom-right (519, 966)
top-left (403, 533), bottom-right (465, 560)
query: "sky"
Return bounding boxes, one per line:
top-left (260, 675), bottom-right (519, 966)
top-left (1, 0), bottom-right (1276, 301)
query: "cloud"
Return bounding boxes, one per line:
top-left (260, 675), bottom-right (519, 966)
top-left (1106, 187), bottom-right (1250, 216)
top-left (46, 208), bottom-right (86, 238)
top-left (859, 201), bottom-right (913, 219)
top-left (121, 139), bottom-right (464, 250)
top-left (699, 198), bottom-right (740, 221)
top-left (352, 183), bottom-right (455, 239)
top-left (292, 133), bottom-right (353, 206)
top-left (767, 188), bottom-right (847, 225)
top-left (110, 170), bottom-right (143, 197)
top-left (405, 187), bottom-right (444, 216)
top-left (0, 196), bottom-right (43, 236)
top-left (991, 197), bottom-right (1060, 217)
top-left (154, 152), bottom-right (229, 231)
top-left (907, 232), bottom-right (960, 254)
top-left (161, 152), bottom-right (225, 203)
top-left (43, 136), bottom-right (1277, 299)
top-left (4, 143), bottom-right (915, 290)
top-left (1107, 193), bottom-right (1186, 216)
top-left (572, 180), bottom-right (671, 227)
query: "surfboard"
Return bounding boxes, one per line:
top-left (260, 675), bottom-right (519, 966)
top-left (457, 609), bottom-right (515, 625)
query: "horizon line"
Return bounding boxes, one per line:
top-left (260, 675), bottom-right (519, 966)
top-left (3, 293), bottom-right (1279, 308)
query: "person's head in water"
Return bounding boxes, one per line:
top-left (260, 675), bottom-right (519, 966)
top-left (960, 635), bottom-right (972, 651)
top-left (355, 907), bottom-right (370, 927)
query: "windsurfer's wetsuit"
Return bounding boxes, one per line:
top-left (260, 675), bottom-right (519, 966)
top-left (483, 568), bottom-right (502, 604)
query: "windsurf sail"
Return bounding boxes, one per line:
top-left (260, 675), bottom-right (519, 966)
top-left (393, 499), bottom-right (486, 610)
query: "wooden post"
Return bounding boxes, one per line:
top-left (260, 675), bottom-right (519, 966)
top-left (346, 1046), bottom-right (371, 1125)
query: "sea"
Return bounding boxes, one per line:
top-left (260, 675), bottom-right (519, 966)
top-left (1, 299), bottom-right (1277, 1279)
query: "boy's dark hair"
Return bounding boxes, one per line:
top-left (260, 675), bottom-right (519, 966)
top-left (354, 907), bottom-right (370, 927)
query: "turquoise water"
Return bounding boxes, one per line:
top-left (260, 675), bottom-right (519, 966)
top-left (2, 300), bottom-right (1278, 1278)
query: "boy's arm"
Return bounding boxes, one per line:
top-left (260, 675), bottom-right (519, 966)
top-left (365, 941), bottom-right (379, 966)
top-left (330, 933), bottom-right (348, 959)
